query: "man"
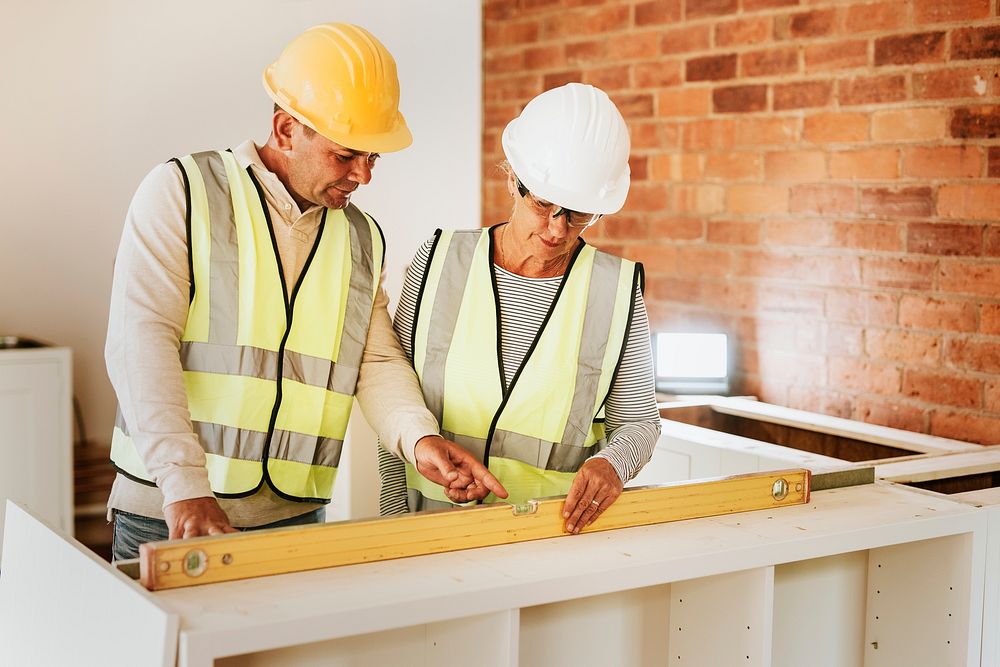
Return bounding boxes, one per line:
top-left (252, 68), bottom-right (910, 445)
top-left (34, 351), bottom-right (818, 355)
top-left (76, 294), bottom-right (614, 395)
top-left (105, 22), bottom-right (505, 560)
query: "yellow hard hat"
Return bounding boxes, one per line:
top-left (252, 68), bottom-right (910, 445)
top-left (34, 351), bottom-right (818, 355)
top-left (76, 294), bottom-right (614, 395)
top-left (263, 23), bottom-right (412, 153)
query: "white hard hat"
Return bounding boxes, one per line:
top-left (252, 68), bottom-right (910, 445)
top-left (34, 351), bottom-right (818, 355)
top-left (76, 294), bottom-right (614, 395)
top-left (502, 83), bottom-right (631, 215)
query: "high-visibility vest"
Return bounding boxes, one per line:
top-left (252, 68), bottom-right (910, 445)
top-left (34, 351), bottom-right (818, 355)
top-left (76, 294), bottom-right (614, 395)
top-left (110, 149), bottom-right (384, 502)
top-left (405, 227), bottom-right (642, 510)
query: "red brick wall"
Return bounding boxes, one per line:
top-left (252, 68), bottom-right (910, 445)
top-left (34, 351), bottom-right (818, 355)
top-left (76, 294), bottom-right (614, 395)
top-left (483, 0), bottom-right (1000, 444)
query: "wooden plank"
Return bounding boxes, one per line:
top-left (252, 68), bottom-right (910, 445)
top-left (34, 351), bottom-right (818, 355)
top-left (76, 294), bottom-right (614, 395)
top-left (878, 449), bottom-right (1000, 484)
top-left (0, 501), bottom-right (178, 667)
top-left (140, 468), bottom-right (811, 591)
top-left (706, 397), bottom-right (980, 454)
top-left (651, 419), bottom-right (848, 472)
top-left (948, 487), bottom-right (1000, 506)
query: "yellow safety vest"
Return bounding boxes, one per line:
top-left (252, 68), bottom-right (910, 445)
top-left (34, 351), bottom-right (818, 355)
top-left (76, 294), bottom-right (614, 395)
top-left (405, 226), bottom-right (641, 509)
top-left (111, 150), bottom-right (384, 502)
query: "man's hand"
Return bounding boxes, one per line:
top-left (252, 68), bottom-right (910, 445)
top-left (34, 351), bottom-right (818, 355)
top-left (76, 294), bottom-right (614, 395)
top-left (163, 497), bottom-right (239, 540)
top-left (562, 457), bottom-right (624, 534)
top-left (414, 435), bottom-right (508, 503)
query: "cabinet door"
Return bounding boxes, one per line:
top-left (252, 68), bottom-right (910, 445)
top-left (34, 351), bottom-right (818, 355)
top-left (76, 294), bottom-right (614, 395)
top-left (0, 350), bottom-right (72, 547)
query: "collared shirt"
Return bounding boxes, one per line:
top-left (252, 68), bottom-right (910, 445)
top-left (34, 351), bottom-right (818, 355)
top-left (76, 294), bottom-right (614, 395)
top-left (105, 140), bottom-right (438, 526)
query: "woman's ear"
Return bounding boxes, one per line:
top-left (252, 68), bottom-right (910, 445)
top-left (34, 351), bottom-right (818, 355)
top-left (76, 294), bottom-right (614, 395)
top-left (506, 172), bottom-right (517, 198)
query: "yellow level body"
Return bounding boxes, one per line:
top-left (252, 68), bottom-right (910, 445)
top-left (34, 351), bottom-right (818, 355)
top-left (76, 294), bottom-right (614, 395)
top-left (139, 468), bottom-right (811, 591)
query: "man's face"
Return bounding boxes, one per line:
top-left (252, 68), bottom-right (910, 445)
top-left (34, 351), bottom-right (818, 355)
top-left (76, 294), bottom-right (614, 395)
top-left (284, 124), bottom-right (379, 210)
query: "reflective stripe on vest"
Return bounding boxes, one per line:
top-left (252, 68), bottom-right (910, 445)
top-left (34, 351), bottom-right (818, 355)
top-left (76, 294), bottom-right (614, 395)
top-left (405, 227), bottom-right (638, 509)
top-left (110, 149), bottom-right (383, 501)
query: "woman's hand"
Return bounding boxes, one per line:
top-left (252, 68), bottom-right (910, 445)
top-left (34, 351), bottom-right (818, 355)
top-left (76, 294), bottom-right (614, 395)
top-left (562, 457), bottom-right (624, 534)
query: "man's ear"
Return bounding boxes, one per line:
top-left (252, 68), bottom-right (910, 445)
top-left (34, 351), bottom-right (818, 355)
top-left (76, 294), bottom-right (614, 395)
top-left (272, 110), bottom-right (297, 151)
top-left (506, 172), bottom-right (517, 198)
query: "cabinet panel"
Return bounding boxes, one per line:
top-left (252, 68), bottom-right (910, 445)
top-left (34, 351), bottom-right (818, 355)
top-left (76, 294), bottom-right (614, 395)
top-left (217, 611), bottom-right (518, 667)
top-left (669, 568), bottom-right (773, 666)
top-left (773, 552), bottom-right (868, 667)
top-left (865, 534), bottom-right (979, 667)
top-left (0, 502), bottom-right (177, 667)
top-left (520, 585), bottom-right (670, 667)
top-left (0, 348), bottom-right (72, 549)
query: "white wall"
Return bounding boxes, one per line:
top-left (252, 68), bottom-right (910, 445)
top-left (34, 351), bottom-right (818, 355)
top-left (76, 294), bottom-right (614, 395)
top-left (0, 1), bottom-right (481, 459)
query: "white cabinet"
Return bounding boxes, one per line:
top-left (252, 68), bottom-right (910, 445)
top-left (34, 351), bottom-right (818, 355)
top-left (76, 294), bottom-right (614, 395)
top-left (0, 481), bottom-right (990, 667)
top-left (0, 347), bottom-right (73, 550)
top-left (0, 396), bottom-right (992, 666)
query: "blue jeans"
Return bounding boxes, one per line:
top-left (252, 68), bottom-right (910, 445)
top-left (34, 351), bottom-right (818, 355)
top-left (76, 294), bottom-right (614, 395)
top-left (112, 507), bottom-right (325, 561)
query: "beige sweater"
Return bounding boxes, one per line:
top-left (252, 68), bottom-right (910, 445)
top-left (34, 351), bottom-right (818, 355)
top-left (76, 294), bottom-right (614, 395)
top-left (105, 141), bottom-right (438, 526)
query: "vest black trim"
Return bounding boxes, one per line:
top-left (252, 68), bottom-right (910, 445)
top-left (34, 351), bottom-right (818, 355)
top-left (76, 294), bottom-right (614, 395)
top-left (488, 225), bottom-right (508, 395)
top-left (113, 463), bottom-right (157, 488)
top-left (596, 262), bottom-right (642, 417)
top-left (480, 228), bottom-right (588, 472)
top-left (368, 213), bottom-right (388, 266)
top-left (411, 228), bottom-right (444, 363)
top-left (170, 157), bottom-right (196, 304)
top-left (248, 168), bottom-right (331, 504)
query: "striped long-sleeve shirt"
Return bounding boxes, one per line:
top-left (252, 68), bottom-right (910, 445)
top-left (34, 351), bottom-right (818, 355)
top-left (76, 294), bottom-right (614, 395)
top-left (378, 233), bottom-right (661, 514)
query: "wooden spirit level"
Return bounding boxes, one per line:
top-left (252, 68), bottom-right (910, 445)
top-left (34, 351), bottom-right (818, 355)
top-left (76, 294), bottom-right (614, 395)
top-left (137, 468), bottom-right (814, 591)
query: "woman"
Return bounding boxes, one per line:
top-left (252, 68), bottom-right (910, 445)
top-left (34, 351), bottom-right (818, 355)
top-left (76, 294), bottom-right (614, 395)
top-left (379, 83), bottom-right (661, 534)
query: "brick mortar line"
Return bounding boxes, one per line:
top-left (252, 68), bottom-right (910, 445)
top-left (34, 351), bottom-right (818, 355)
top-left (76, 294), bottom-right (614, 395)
top-left (644, 289), bottom-right (1000, 306)
top-left (483, 84), bottom-right (998, 108)
top-left (647, 266), bottom-right (1000, 280)
top-left (605, 206), bottom-right (1000, 219)
top-left (486, 18), bottom-right (1000, 57)
top-left (484, 98), bottom-right (1000, 110)
top-left (736, 385), bottom-right (999, 425)
top-left (655, 173), bottom-right (894, 181)
top-left (483, 4), bottom-right (1000, 31)
top-left (635, 244), bottom-right (995, 256)
top-left (645, 274), bottom-right (1000, 292)
top-left (484, 74), bottom-right (996, 96)
top-left (482, 57), bottom-right (995, 80)
top-left (483, 17), bottom-right (1000, 54)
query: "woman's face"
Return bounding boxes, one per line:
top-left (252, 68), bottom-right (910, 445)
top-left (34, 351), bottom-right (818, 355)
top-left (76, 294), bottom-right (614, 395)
top-left (506, 175), bottom-right (588, 261)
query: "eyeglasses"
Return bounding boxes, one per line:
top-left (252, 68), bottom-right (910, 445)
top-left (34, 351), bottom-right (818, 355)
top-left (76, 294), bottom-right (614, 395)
top-left (335, 150), bottom-right (380, 166)
top-left (515, 178), bottom-right (602, 229)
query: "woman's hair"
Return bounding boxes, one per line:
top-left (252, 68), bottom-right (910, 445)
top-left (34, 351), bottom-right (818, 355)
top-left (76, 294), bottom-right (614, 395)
top-left (496, 160), bottom-right (517, 218)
